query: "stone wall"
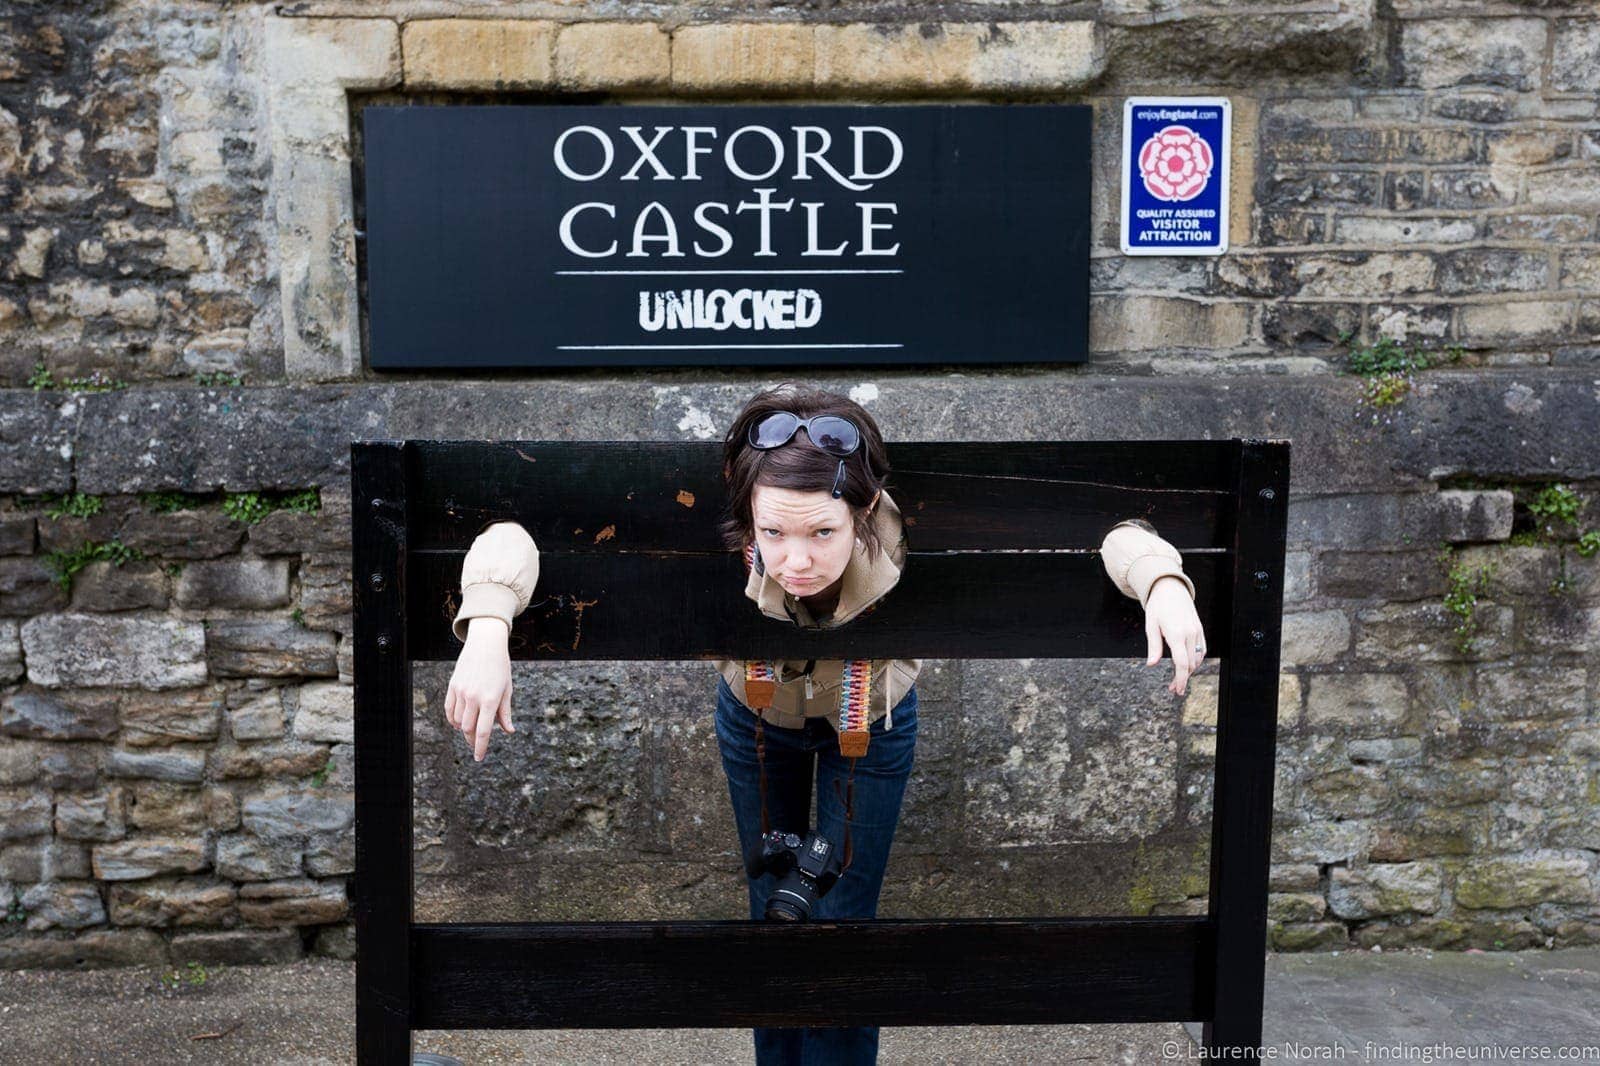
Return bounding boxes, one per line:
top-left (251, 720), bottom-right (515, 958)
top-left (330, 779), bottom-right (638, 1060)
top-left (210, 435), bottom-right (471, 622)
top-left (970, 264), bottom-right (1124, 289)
top-left (1, 1), bottom-right (1598, 967)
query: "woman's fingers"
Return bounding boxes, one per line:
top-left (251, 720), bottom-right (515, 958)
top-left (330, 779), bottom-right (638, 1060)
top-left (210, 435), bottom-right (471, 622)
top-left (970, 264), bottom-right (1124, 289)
top-left (444, 685), bottom-right (458, 728)
top-left (473, 694), bottom-right (498, 761)
top-left (496, 684), bottom-right (515, 735)
top-left (1145, 614), bottom-right (1163, 666)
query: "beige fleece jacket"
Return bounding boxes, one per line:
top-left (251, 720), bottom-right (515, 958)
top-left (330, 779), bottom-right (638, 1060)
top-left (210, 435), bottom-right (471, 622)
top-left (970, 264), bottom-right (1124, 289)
top-left (451, 508), bottom-right (1193, 729)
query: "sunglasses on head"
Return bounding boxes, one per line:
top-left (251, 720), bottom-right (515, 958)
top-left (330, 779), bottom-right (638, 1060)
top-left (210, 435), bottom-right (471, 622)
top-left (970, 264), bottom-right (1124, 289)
top-left (746, 412), bottom-right (862, 499)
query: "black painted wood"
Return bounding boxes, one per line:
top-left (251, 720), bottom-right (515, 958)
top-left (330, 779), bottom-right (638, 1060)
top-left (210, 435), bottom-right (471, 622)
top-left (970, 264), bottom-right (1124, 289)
top-left (407, 549), bottom-right (1232, 661)
top-left (352, 442), bottom-right (416, 1064)
top-left (411, 917), bottom-right (1212, 1029)
top-left (351, 437), bottom-right (1290, 1065)
top-left (1203, 441), bottom-right (1291, 1055)
top-left (405, 440), bottom-right (1236, 552)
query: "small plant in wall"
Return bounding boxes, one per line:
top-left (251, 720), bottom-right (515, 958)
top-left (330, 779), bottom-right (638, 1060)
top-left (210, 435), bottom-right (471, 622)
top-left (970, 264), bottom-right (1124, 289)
top-left (1339, 330), bottom-right (1464, 413)
top-left (44, 539), bottom-right (145, 594)
top-left (1439, 545), bottom-right (1496, 656)
top-left (140, 489), bottom-right (210, 514)
top-left (1520, 483), bottom-right (1598, 596)
top-left (43, 492), bottom-right (103, 520)
top-left (222, 488), bottom-right (321, 526)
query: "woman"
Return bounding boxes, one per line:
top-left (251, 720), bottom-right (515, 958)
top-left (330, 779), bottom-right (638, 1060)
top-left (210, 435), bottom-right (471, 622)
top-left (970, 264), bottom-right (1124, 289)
top-left (444, 382), bottom-right (1206, 1066)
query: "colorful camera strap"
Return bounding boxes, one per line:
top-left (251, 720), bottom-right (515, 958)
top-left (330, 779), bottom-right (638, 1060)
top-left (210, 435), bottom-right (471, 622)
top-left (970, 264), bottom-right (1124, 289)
top-left (742, 541), bottom-right (871, 757)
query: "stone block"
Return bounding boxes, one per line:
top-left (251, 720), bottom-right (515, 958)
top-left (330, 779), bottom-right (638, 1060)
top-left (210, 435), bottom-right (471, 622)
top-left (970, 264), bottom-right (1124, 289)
top-left (228, 689), bottom-right (286, 740)
top-left (1473, 666), bottom-right (1587, 723)
top-left (814, 21), bottom-right (1099, 93)
top-left (125, 782), bottom-right (206, 832)
top-left (174, 557), bottom-right (291, 609)
top-left (1089, 295), bottom-right (1249, 351)
top-left (1515, 603), bottom-right (1600, 655)
top-left (297, 552), bottom-right (353, 623)
top-left (92, 836), bottom-right (208, 880)
top-left (0, 557), bottom-right (67, 615)
top-left (69, 559), bottom-right (169, 611)
top-left (1354, 602), bottom-right (1513, 663)
top-left (55, 789), bottom-right (127, 842)
top-left (21, 613), bottom-right (206, 689)
top-left (1268, 892), bottom-right (1326, 922)
top-left (672, 23), bottom-right (813, 91)
top-left (118, 686), bottom-right (225, 746)
top-left (403, 19), bottom-right (556, 90)
top-left (0, 618), bottom-right (20, 682)
top-left (108, 877), bottom-right (236, 927)
top-left (1399, 18), bottom-right (1546, 91)
top-left (1551, 19), bottom-right (1600, 94)
top-left (1304, 673), bottom-right (1408, 734)
top-left (1280, 610), bottom-right (1350, 666)
top-left (119, 510), bottom-right (244, 559)
top-left (1455, 854), bottom-right (1595, 909)
top-left (0, 736), bottom-right (40, 785)
top-left (960, 660), bottom-right (1177, 847)
top-left (1318, 551), bottom-right (1448, 601)
top-left (241, 785), bottom-right (353, 838)
top-left (1331, 215), bottom-right (1476, 245)
top-left (215, 832), bottom-right (303, 881)
top-left (0, 789), bottom-right (52, 841)
top-left (237, 877), bottom-right (348, 926)
top-left (1327, 861), bottom-right (1443, 918)
top-left (0, 514), bottom-right (37, 554)
top-left (206, 786), bottom-right (240, 831)
top-left (1437, 249), bottom-right (1550, 295)
top-left (1458, 300), bottom-right (1578, 343)
top-left (1293, 253), bottom-right (1436, 299)
top-left (264, 16), bottom-right (401, 93)
top-left (205, 619), bottom-right (338, 678)
top-left (555, 21), bottom-right (669, 91)
top-left (210, 738), bottom-right (330, 780)
top-left (1267, 813), bottom-right (1369, 864)
top-left (248, 494), bottom-right (349, 555)
top-left (2, 688), bottom-right (119, 740)
top-left (106, 747), bottom-right (207, 784)
top-left (304, 829), bottom-right (353, 877)
top-left (0, 928), bottom-right (166, 970)
top-left (293, 681), bottom-right (352, 743)
top-left (170, 928), bottom-right (303, 966)
top-left (313, 922), bottom-right (356, 959)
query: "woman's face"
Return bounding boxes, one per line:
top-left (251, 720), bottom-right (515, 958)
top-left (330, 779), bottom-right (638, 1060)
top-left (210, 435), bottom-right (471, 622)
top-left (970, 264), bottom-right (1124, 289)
top-left (750, 484), bottom-right (857, 599)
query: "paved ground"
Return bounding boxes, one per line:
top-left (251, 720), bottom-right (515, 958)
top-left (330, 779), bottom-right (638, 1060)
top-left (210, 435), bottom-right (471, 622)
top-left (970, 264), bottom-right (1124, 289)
top-left (0, 946), bottom-right (1596, 1064)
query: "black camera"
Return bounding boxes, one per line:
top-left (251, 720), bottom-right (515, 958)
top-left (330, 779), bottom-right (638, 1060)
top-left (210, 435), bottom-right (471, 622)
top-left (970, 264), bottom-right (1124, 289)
top-left (744, 829), bottom-right (845, 921)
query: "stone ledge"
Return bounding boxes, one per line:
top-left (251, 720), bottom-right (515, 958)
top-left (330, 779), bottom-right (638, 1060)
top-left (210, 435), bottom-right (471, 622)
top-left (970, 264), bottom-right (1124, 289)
top-left (3, 372), bottom-right (1598, 497)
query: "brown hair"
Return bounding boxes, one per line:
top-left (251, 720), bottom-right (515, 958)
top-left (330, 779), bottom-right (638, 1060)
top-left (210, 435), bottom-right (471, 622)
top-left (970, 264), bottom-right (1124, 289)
top-left (718, 381), bottom-right (893, 560)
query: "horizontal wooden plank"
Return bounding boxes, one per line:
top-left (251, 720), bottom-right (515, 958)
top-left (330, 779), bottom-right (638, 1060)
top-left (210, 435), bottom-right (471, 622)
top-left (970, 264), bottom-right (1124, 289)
top-left (407, 549), bottom-right (1229, 660)
top-left (411, 916), bottom-right (1213, 1029)
top-left (401, 440), bottom-right (1237, 552)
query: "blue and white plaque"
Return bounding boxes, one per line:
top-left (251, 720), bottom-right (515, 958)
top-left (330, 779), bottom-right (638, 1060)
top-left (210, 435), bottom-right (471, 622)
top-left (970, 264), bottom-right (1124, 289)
top-left (1121, 97), bottom-right (1230, 256)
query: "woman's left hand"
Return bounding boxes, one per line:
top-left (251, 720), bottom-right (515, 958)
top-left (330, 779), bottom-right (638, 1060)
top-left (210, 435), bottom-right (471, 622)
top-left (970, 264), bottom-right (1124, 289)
top-left (1144, 575), bottom-right (1206, 696)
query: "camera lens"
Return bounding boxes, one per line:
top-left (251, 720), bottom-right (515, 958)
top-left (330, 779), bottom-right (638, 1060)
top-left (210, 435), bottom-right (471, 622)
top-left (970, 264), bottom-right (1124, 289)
top-left (767, 884), bottom-right (814, 921)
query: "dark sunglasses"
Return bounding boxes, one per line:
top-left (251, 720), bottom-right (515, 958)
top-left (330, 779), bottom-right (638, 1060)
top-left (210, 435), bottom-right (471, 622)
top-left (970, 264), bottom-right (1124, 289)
top-left (746, 412), bottom-right (862, 499)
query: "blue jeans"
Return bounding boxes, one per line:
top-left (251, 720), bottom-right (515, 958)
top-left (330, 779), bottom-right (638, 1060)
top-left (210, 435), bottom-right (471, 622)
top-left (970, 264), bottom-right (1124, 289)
top-left (713, 673), bottom-right (919, 1066)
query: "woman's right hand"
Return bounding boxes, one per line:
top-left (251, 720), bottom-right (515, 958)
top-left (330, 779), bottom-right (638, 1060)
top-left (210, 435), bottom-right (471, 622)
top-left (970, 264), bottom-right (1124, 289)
top-left (445, 616), bottom-right (515, 762)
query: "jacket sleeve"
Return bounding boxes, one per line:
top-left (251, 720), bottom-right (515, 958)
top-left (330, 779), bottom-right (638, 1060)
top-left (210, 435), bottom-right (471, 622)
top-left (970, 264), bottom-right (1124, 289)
top-left (452, 520), bottom-right (540, 643)
top-left (1100, 518), bottom-right (1195, 609)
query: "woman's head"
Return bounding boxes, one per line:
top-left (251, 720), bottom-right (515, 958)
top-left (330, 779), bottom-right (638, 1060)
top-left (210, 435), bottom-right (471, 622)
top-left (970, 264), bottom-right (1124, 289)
top-left (718, 382), bottom-right (892, 593)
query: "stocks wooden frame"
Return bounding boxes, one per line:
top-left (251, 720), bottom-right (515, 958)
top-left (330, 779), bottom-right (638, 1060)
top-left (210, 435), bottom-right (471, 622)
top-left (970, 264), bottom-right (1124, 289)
top-left (351, 438), bottom-right (1290, 1063)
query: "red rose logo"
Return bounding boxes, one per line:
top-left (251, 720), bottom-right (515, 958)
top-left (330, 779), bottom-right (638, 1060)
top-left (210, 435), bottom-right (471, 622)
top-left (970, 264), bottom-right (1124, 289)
top-left (1138, 125), bottom-right (1214, 201)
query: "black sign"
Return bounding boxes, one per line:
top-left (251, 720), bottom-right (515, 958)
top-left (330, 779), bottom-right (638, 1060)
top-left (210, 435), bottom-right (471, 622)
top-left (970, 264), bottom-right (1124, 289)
top-left (360, 104), bottom-right (1091, 370)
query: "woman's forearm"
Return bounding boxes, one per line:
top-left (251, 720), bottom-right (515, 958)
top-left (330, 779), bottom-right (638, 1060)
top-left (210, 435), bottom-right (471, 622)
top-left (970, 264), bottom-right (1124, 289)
top-left (453, 520), bottom-right (540, 642)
